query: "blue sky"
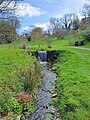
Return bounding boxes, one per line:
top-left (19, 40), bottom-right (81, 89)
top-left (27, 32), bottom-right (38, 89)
top-left (15, 0), bottom-right (87, 34)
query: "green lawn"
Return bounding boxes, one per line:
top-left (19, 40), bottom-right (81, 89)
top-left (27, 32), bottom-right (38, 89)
top-left (0, 38), bottom-right (70, 50)
top-left (0, 37), bottom-right (90, 119)
top-left (82, 42), bottom-right (90, 48)
top-left (0, 48), bottom-right (42, 119)
top-left (53, 48), bottom-right (90, 120)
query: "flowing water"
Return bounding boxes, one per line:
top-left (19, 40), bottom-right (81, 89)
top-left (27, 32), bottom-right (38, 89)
top-left (38, 51), bottom-right (47, 64)
top-left (28, 51), bottom-right (57, 120)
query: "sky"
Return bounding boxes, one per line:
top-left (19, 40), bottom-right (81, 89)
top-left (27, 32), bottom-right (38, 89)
top-left (14, 0), bottom-right (88, 34)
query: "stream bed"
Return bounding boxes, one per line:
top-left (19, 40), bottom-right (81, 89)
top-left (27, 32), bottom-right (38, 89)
top-left (28, 64), bottom-right (57, 120)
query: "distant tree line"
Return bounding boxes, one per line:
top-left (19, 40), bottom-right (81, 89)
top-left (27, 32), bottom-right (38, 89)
top-left (0, 0), bottom-right (89, 44)
top-left (24, 2), bottom-right (90, 43)
top-left (49, 6), bottom-right (90, 39)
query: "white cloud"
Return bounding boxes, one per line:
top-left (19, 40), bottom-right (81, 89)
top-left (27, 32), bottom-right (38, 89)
top-left (22, 26), bottom-right (30, 31)
top-left (15, 3), bottom-right (46, 17)
top-left (22, 22), bottom-right (50, 32)
top-left (35, 22), bottom-right (50, 31)
top-left (22, 25), bottom-right (36, 31)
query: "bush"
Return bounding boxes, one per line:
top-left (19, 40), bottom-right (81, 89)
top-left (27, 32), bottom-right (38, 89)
top-left (81, 27), bottom-right (90, 41)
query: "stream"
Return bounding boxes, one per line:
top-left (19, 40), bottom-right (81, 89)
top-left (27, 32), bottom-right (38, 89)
top-left (28, 51), bottom-right (58, 120)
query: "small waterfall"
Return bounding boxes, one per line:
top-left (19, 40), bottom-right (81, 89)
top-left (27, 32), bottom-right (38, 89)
top-left (38, 51), bottom-right (47, 64)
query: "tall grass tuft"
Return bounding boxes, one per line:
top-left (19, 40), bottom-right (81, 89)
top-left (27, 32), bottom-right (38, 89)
top-left (24, 60), bottom-right (43, 94)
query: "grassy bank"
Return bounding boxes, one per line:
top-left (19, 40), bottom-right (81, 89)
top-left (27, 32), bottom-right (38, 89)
top-left (53, 48), bottom-right (90, 120)
top-left (0, 36), bottom-right (90, 119)
top-left (0, 38), bottom-right (69, 51)
top-left (0, 48), bottom-right (43, 119)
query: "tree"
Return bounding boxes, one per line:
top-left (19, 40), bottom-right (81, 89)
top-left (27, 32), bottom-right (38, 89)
top-left (60, 14), bottom-right (71, 30)
top-left (0, 0), bottom-right (23, 20)
top-left (80, 17), bottom-right (90, 30)
top-left (0, 0), bottom-right (22, 44)
top-left (50, 18), bottom-right (61, 34)
top-left (80, 3), bottom-right (90, 30)
top-left (60, 13), bottom-right (79, 30)
top-left (30, 27), bottom-right (43, 46)
top-left (70, 13), bottom-right (80, 30)
top-left (31, 27), bottom-right (43, 40)
top-left (0, 0), bottom-right (22, 12)
top-left (0, 20), bottom-right (17, 43)
top-left (81, 3), bottom-right (90, 18)
top-left (8, 16), bottom-right (20, 30)
top-left (56, 30), bottom-right (66, 39)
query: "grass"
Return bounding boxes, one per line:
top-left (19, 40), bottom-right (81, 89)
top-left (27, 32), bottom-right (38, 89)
top-left (53, 48), bottom-right (90, 120)
top-left (0, 36), bottom-right (90, 119)
top-left (0, 37), bottom-right (70, 51)
top-left (0, 48), bottom-right (43, 119)
top-left (82, 42), bottom-right (90, 48)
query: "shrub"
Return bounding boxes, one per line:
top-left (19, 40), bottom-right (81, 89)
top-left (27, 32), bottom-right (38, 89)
top-left (17, 92), bottom-right (31, 103)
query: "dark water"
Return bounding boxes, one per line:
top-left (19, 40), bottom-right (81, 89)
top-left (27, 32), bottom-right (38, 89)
top-left (28, 64), bottom-right (57, 120)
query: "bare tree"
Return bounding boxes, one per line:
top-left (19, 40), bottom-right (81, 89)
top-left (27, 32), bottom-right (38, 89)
top-left (81, 3), bottom-right (90, 18)
top-left (0, 0), bottom-right (23, 20)
top-left (60, 14), bottom-right (71, 30)
top-left (60, 13), bottom-right (80, 30)
top-left (80, 3), bottom-right (90, 29)
top-left (70, 13), bottom-right (80, 30)
top-left (50, 18), bottom-right (61, 34)
top-left (0, 0), bottom-right (22, 12)
top-left (8, 16), bottom-right (20, 29)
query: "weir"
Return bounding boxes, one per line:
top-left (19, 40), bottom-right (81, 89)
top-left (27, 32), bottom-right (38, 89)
top-left (34, 50), bottom-right (60, 63)
top-left (38, 51), bottom-right (47, 64)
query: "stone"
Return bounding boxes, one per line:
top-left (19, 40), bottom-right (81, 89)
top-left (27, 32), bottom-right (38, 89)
top-left (52, 93), bottom-right (57, 98)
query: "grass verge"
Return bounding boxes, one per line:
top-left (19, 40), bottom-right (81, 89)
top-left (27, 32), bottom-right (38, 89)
top-left (53, 48), bottom-right (90, 120)
top-left (0, 48), bottom-right (43, 119)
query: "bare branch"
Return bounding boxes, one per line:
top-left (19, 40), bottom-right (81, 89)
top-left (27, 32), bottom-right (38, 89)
top-left (0, 0), bottom-right (23, 12)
